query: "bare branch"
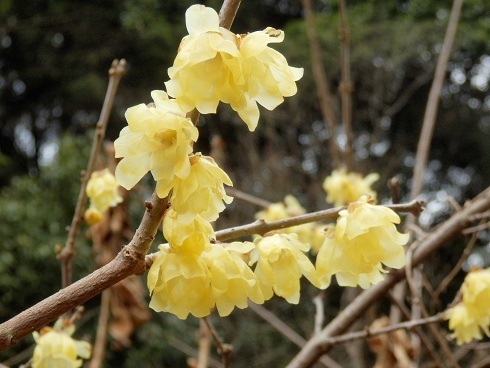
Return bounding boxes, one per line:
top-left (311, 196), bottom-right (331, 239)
top-left (301, 0), bottom-right (342, 167)
top-left (225, 187), bottom-right (272, 208)
top-left (58, 59), bottom-right (127, 288)
top-left (324, 313), bottom-right (446, 345)
top-left (87, 290), bottom-right (111, 368)
top-left (410, 0), bottom-right (463, 200)
top-left (215, 200), bottom-right (424, 242)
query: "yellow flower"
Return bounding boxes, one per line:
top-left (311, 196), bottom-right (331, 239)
top-left (165, 5), bottom-right (240, 115)
top-left (148, 242), bottom-right (264, 318)
top-left (148, 244), bottom-right (215, 319)
top-left (233, 27), bottom-right (303, 130)
top-left (163, 208), bottom-right (214, 255)
top-left (208, 242), bottom-right (264, 316)
top-left (462, 268), bottom-right (490, 314)
top-left (84, 169), bottom-right (122, 224)
top-left (83, 207), bottom-right (102, 225)
top-left (170, 153), bottom-right (233, 222)
top-left (166, 5), bottom-right (303, 131)
top-left (316, 195), bottom-right (408, 289)
top-left (255, 195), bottom-right (325, 254)
top-left (32, 319), bottom-right (91, 368)
top-left (446, 268), bottom-right (490, 344)
top-left (322, 168), bottom-right (379, 206)
top-left (446, 303), bottom-right (486, 345)
top-left (114, 90), bottom-right (198, 198)
top-left (251, 233), bottom-right (319, 304)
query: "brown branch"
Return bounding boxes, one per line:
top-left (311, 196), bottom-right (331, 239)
top-left (225, 187), bottom-right (272, 208)
top-left (433, 232), bottom-right (478, 299)
top-left (324, 313), bottom-right (446, 345)
top-left (167, 336), bottom-right (223, 368)
top-left (286, 187), bottom-right (490, 368)
top-left (88, 289), bottom-right (111, 368)
top-left (58, 59), bottom-right (127, 288)
top-left (301, 0), bottom-right (342, 168)
top-left (203, 318), bottom-right (231, 368)
top-left (197, 319), bottom-right (211, 368)
top-left (0, 192), bottom-right (167, 352)
top-left (215, 200), bottom-right (424, 242)
top-left (410, 0), bottom-right (463, 200)
top-left (313, 293), bottom-right (325, 335)
top-left (337, 0), bottom-right (353, 171)
top-left (218, 0), bottom-right (241, 30)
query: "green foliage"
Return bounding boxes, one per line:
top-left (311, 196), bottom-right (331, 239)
top-left (0, 133), bottom-right (93, 322)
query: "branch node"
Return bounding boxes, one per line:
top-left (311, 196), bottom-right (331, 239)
top-left (144, 201), bottom-right (153, 210)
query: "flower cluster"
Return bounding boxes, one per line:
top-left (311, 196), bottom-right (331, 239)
top-left (114, 5), bottom-right (408, 320)
top-left (84, 168), bottom-right (123, 225)
top-left (316, 195), bottom-right (408, 289)
top-left (110, 4), bottom-right (308, 319)
top-left (323, 168), bottom-right (379, 206)
top-left (446, 268), bottom-right (490, 345)
top-left (165, 5), bottom-right (303, 131)
top-left (32, 319), bottom-right (91, 368)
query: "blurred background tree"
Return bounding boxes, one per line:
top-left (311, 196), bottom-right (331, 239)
top-left (0, 0), bottom-right (488, 366)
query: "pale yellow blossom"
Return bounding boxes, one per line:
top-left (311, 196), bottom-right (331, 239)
top-left (165, 5), bottom-right (240, 115)
top-left (170, 153), bottom-right (233, 222)
top-left (163, 208), bottom-right (214, 255)
top-left (84, 169), bottom-right (122, 224)
top-left (208, 242), bottom-right (264, 316)
top-left (114, 90), bottom-right (198, 198)
top-left (148, 244), bottom-right (215, 319)
top-left (316, 195), bottom-right (408, 289)
top-left (83, 208), bottom-right (102, 225)
top-left (86, 169), bottom-right (123, 211)
top-left (32, 319), bottom-right (91, 368)
top-left (234, 27), bottom-right (303, 130)
top-left (446, 268), bottom-right (490, 344)
top-left (251, 233), bottom-right (319, 304)
top-left (323, 168), bottom-right (379, 206)
top-left (148, 241), bottom-right (264, 318)
top-left (165, 5), bottom-right (302, 131)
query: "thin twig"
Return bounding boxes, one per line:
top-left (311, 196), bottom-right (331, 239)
top-left (337, 0), bottom-right (353, 170)
top-left (88, 289), bottom-right (111, 368)
top-left (433, 232), bottom-right (478, 299)
top-left (215, 200), bottom-right (423, 241)
top-left (58, 59), bottom-right (127, 289)
top-left (312, 293), bottom-right (325, 335)
top-left (197, 319), bottom-right (211, 368)
top-left (218, 0), bottom-right (241, 30)
top-left (301, 0), bottom-right (342, 167)
top-left (324, 313), bottom-right (446, 345)
top-left (410, 0), bottom-right (463, 200)
top-left (225, 187), bottom-right (272, 208)
top-left (203, 318), bottom-right (231, 368)
top-left (167, 335), bottom-right (223, 368)
top-left (402, 3), bottom-right (464, 353)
